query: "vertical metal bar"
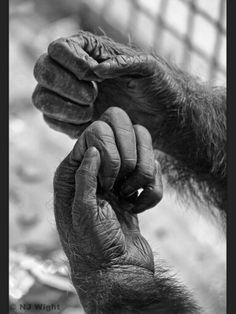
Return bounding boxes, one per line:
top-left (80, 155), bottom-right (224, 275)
top-left (154, 0), bottom-right (169, 51)
top-left (181, 0), bottom-right (196, 71)
top-left (209, 0), bottom-right (226, 83)
top-left (127, 0), bottom-right (140, 44)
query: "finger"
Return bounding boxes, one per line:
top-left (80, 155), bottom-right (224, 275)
top-left (32, 85), bottom-right (93, 125)
top-left (48, 31), bottom-right (137, 81)
top-left (53, 153), bottom-right (78, 239)
top-left (99, 107), bottom-right (137, 178)
top-left (120, 124), bottom-right (155, 196)
top-left (67, 31), bottom-right (137, 60)
top-left (72, 121), bottom-right (121, 191)
top-left (93, 54), bottom-right (157, 79)
top-left (73, 147), bottom-right (125, 260)
top-left (32, 84), bottom-right (93, 125)
top-left (43, 114), bottom-right (90, 139)
top-left (48, 35), bottom-right (101, 81)
top-left (120, 125), bottom-right (163, 212)
top-left (133, 160), bottom-right (163, 214)
top-left (72, 147), bottom-right (101, 228)
top-left (33, 54), bottom-right (97, 105)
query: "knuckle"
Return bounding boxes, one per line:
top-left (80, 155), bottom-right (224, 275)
top-left (32, 85), bottom-right (54, 112)
top-left (104, 106), bottom-right (127, 119)
top-left (49, 36), bottom-right (87, 60)
top-left (104, 106), bottom-right (120, 115)
top-left (32, 85), bottom-right (42, 109)
top-left (69, 32), bottom-right (86, 44)
top-left (133, 124), bottom-right (148, 133)
top-left (33, 54), bottom-right (47, 80)
top-left (134, 124), bottom-right (152, 145)
top-left (48, 37), bottom-right (68, 56)
top-left (33, 54), bottom-right (56, 86)
top-left (100, 107), bottom-right (133, 135)
top-left (86, 120), bottom-right (112, 138)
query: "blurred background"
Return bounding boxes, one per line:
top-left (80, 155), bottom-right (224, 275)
top-left (9, 0), bottom-right (226, 313)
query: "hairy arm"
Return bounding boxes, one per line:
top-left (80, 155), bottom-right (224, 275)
top-left (72, 265), bottom-right (200, 314)
top-left (32, 31), bottom-right (226, 212)
top-left (54, 152), bottom-right (200, 314)
top-left (53, 108), bottom-right (201, 313)
top-left (148, 64), bottom-right (226, 212)
top-left (55, 152), bottom-right (200, 314)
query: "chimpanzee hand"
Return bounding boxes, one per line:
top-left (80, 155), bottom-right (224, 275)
top-left (54, 107), bottom-right (163, 313)
top-left (32, 31), bottom-right (183, 138)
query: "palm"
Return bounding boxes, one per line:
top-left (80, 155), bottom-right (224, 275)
top-left (69, 190), bottom-right (154, 273)
top-left (102, 191), bottom-right (154, 272)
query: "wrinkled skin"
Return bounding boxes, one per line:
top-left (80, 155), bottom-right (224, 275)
top-left (31, 31), bottom-right (225, 313)
top-left (32, 30), bottom-right (181, 138)
top-left (55, 146), bottom-right (155, 271)
top-left (54, 108), bottom-right (163, 312)
top-left (32, 30), bottom-right (226, 213)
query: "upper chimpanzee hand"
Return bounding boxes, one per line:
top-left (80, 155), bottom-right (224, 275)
top-left (54, 108), bottom-right (164, 313)
top-left (32, 30), bottom-right (227, 215)
top-left (32, 30), bottom-right (183, 138)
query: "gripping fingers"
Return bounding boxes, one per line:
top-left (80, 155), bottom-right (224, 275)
top-left (34, 54), bottom-right (97, 105)
top-left (99, 107), bottom-right (137, 178)
top-left (48, 31), bottom-right (138, 81)
top-left (93, 54), bottom-right (158, 79)
top-left (43, 114), bottom-right (90, 139)
top-left (53, 153), bottom-right (79, 240)
top-left (48, 32), bottom-right (112, 81)
top-left (72, 121), bottom-right (121, 191)
top-left (73, 147), bottom-right (125, 261)
top-left (133, 160), bottom-right (163, 214)
top-left (120, 125), bottom-right (162, 212)
top-left (33, 85), bottom-right (93, 125)
top-left (48, 35), bottom-right (100, 81)
top-left (72, 147), bottom-right (101, 229)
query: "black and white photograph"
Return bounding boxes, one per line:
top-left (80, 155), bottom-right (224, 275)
top-left (9, 0), bottom-right (226, 313)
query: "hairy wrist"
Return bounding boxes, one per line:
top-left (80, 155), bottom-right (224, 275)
top-left (150, 57), bottom-right (226, 209)
top-left (70, 263), bottom-right (200, 314)
top-left (70, 265), bottom-right (156, 313)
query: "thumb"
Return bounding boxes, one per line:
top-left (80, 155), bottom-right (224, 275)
top-left (72, 147), bottom-right (126, 263)
top-left (93, 54), bottom-right (157, 79)
top-left (72, 147), bottom-right (101, 229)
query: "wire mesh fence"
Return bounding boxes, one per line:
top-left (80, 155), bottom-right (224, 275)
top-left (83, 0), bottom-right (226, 85)
top-left (9, 1), bottom-right (226, 313)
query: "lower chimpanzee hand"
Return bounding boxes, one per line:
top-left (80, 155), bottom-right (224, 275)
top-left (54, 107), bottom-right (163, 313)
top-left (32, 30), bottom-right (183, 138)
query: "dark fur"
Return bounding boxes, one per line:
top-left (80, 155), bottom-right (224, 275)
top-left (71, 265), bottom-right (200, 314)
top-left (54, 33), bottom-right (226, 313)
top-left (152, 66), bottom-right (226, 214)
top-left (90, 32), bottom-right (227, 215)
